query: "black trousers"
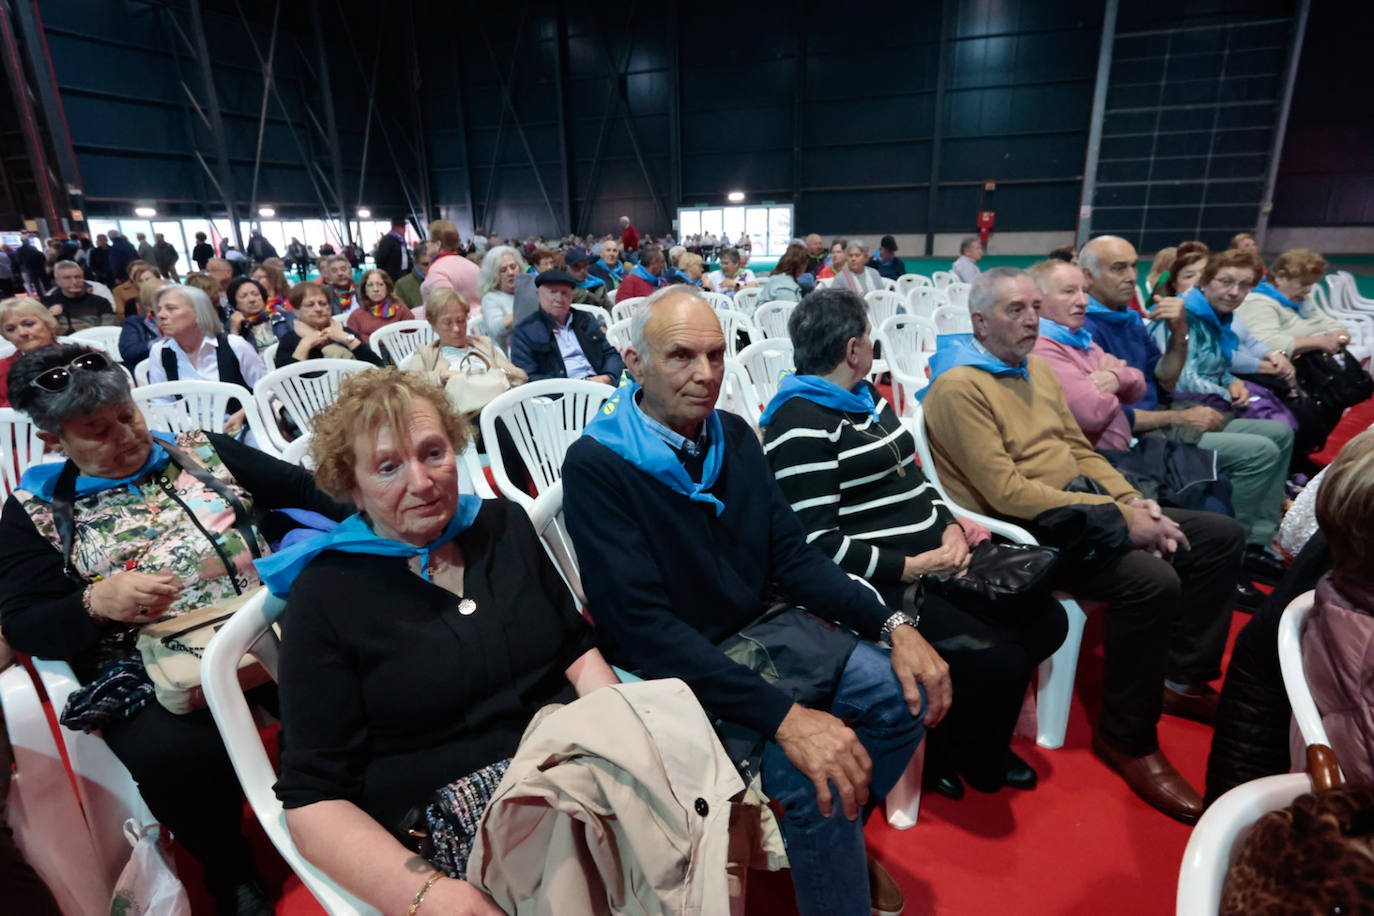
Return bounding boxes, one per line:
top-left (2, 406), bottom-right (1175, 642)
top-left (1065, 507), bottom-right (1245, 756)
top-left (881, 584), bottom-right (1068, 790)
top-left (102, 698), bottom-right (262, 897)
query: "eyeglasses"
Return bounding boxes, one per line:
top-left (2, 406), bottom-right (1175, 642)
top-left (1212, 277), bottom-right (1254, 292)
top-left (28, 351), bottom-right (112, 393)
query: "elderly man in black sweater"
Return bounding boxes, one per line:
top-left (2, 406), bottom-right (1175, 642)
top-left (562, 286), bottom-right (948, 916)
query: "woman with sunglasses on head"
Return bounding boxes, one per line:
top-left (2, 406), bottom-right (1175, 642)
top-left (0, 343), bottom-right (352, 915)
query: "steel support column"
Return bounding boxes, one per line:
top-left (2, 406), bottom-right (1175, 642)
top-left (247, 0), bottom-right (281, 225)
top-left (310, 0), bottom-right (351, 246)
top-left (1075, 0), bottom-right (1119, 250)
top-left (188, 0), bottom-right (242, 248)
top-left (791, 7), bottom-right (805, 218)
top-left (553, 3), bottom-right (575, 235)
top-left (924, 0), bottom-right (953, 256)
top-left (10, 0), bottom-right (83, 217)
top-left (0, 0), bottom-right (58, 227)
top-left (602, 42), bottom-right (669, 230)
top-left (1254, 0), bottom-right (1310, 252)
top-left (404, 0), bottom-right (431, 222)
top-left (668, 3), bottom-right (683, 215)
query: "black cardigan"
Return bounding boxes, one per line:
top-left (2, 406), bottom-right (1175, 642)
top-left (273, 499), bottom-right (597, 833)
top-left (562, 410), bottom-right (891, 738)
top-left (0, 433), bottom-right (351, 667)
top-left (274, 325), bottom-right (383, 368)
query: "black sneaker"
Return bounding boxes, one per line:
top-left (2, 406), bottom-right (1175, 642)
top-left (215, 880), bottom-right (273, 916)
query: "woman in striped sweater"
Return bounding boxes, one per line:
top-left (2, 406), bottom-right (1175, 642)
top-left (761, 286), bottom-right (1067, 797)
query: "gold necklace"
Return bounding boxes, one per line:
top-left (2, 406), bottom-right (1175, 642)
top-left (851, 413), bottom-right (906, 478)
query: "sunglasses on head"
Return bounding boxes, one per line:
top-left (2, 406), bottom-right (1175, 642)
top-left (29, 351), bottom-right (112, 393)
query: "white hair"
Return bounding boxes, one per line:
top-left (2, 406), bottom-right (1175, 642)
top-left (478, 245), bottom-right (526, 296)
top-left (153, 284), bottom-right (223, 337)
top-left (968, 267), bottom-right (1027, 315)
top-left (1077, 235), bottom-right (1128, 276)
top-left (846, 239), bottom-right (868, 254)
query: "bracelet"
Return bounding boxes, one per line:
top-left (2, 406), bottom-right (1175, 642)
top-left (407, 871), bottom-right (445, 915)
top-left (81, 583), bottom-right (101, 621)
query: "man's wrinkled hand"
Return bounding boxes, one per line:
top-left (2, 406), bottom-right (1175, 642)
top-left (890, 625), bottom-right (951, 726)
top-left (773, 704), bottom-right (872, 820)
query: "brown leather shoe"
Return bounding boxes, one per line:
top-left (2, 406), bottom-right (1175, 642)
top-left (1091, 733), bottom-right (1203, 825)
top-left (1162, 684), bottom-right (1220, 726)
top-left (868, 853), bottom-right (904, 916)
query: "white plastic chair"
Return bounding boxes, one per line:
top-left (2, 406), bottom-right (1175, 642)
top-left (1174, 771), bottom-right (1316, 915)
top-left (201, 589), bottom-right (382, 915)
top-left (570, 302), bottom-right (612, 329)
top-left (606, 317), bottom-right (633, 352)
top-left (907, 285), bottom-right (948, 320)
top-left (753, 301), bottom-right (797, 341)
top-left (718, 359), bottom-right (762, 432)
top-left (67, 326), bottom-right (124, 360)
top-left (737, 338), bottom-right (795, 408)
top-left (260, 341), bottom-right (279, 368)
top-left (279, 433), bottom-right (315, 469)
top-left (881, 315), bottom-right (937, 415)
top-left (133, 358), bottom-right (151, 386)
top-left (945, 282), bottom-right (971, 312)
top-left (701, 291), bottom-right (734, 313)
top-left (478, 378), bottom-right (616, 510)
top-left (526, 480), bottom-right (587, 607)
top-left (933, 303), bottom-right (973, 337)
top-left (0, 407), bottom-right (48, 503)
top-left (814, 277), bottom-right (833, 289)
top-left (1277, 590), bottom-right (1338, 758)
top-left (931, 271), bottom-right (955, 289)
top-left (131, 380), bottom-right (269, 443)
top-left (731, 287), bottom-right (763, 316)
top-left (881, 277), bottom-right (898, 292)
top-left (370, 319), bottom-right (437, 367)
top-left (906, 403), bottom-right (1089, 749)
top-left (716, 309), bottom-right (758, 358)
top-left (864, 289), bottom-right (907, 329)
top-left (896, 273), bottom-right (932, 298)
top-left (611, 296), bottom-right (645, 323)
top-left (252, 359), bottom-right (371, 453)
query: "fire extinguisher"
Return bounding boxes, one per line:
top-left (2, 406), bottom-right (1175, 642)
top-left (977, 210), bottom-right (996, 247)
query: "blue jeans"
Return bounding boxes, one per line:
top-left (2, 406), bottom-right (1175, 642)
top-left (760, 642), bottom-right (925, 916)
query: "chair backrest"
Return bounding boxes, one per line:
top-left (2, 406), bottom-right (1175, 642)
top-left (731, 287), bottom-right (763, 316)
top-left (370, 319), bottom-right (437, 367)
top-left (718, 359), bottom-right (762, 432)
top-left (279, 433), bottom-right (315, 468)
top-left (478, 378), bottom-right (616, 510)
top-left (606, 317), bottom-right (633, 352)
top-left (944, 282), bottom-right (971, 312)
top-left (611, 296), bottom-right (645, 323)
top-left (754, 301), bottom-right (796, 340)
top-left (701, 291), bottom-right (734, 312)
top-left (0, 408), bottom-right (50, 503)
top-left (881, 277), bottom-right (898, 292)
top-left (67, 326), bottom-right (123, 360)
top-left (737, 338), bottom-right (795, 407)
top-left (932, 303), bottom-right (973, 336)
top-left (1277, 590), bottom-right (1337, 754)
top-left (715, 309), bottom-right (758, 358)
top-left (1174, 771), bottom-right (1316, 916)
top-left (570, 302), bottom-right (612, 329)
top-left (133, 358), bottom-right (151, 386)
top-left (880, 315), bottom-right (936, 414)
top-left (131, 380), bottom-right (261, 438)
top-left (897, 273), bottom-right (932, 298)
top-left (907, 285), bottom-right (948, 319)
top-left (259, 341), bottom-right (278, 368)
top-left (931, 270), bottom-right (955, 289)
top-left (252, 359), bottom-right (371, 453)
top-left (814, 276), bottom-right (834, 289)
top-left (526, 480), bottom-right (586, 607)
top-left (201, 589), bottom-right (382, 915)
top-left (864, 289), bottom-right (907, 329)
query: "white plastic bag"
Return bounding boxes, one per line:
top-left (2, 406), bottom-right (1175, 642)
top-left (109, 820), bottom-right (191, 916)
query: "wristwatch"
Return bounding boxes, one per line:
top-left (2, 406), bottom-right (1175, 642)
top-left (880, 610), bottom-right (919, 646)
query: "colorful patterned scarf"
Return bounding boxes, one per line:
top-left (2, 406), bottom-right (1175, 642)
top-left (333, 283), bottom-right (355, 311)
top-left (367, 297), bottom-right (398, 319)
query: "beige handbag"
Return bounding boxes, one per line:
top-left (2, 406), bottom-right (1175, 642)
top-left (136, 592), bottom-right (271, 715)
top-left (444, 344), bottom-right (512, 417)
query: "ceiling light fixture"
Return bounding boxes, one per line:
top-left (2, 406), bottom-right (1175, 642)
top-left (258, 207), bottom-right (276, 218)
top-left (133, 206), bottom-right (157, 218)
top-left (727, 191), bottom-right (745, 202)
top-left (357, 208), bottom-right (371, 218)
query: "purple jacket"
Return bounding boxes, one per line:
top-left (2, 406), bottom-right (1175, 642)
top-left (1293, 574), bottom-right (1374, 785)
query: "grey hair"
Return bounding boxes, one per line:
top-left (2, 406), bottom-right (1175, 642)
top-left (53, 259), bottom-right (82, 275)
top-left (959, 236), bottom-right (981, 255)
top-left (9, 342), bottom-right (132, 435)
top-left (846, 239), bottom-right (868, 254)
top-left (968, 267), bottom-right (1028, 315)
top-left (719, 247), bottom-right (740, 265)
top-left (627, 284), bottom-right (710, 356)
top-left (668, 245), bottom-right (686, 266)
top-left (153, 284), bottom-right (223, 337)
top-left (1077, 235), bottom-right (1127, 276)
top-left (600, 238), bottom-right (620, 254)
top-left (322, 254), bottom-right (350, 271)
top-left (478, 245), bottom-right (527, 296)
top-left (790, 287), bottom-right (868, 376)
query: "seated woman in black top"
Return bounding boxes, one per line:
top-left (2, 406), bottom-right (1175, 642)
top-left (260, 368), bottom-right (616, 914)
top-left (760, 287), bottom-right (1069, 797)
top-left (274, 281), bottom-right (382, 368)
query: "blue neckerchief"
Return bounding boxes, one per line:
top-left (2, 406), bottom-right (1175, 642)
top-left (1038, 317), bottom-right (1094, 350)
top-left (584, 380), bottom-right (725, 516)
top-left (253, 493), bottom-right (483, 597)
top-left (1085, 296), bottom-right (1144, 327)
top-left (577, 274), bottom-right (604, 290)
top-left (21, 431), bottom-right (176, 500)
top-left (596, 258), bottom-right (624, 280)
top-left (1253, 279), bottom-right (1301, 315)
top-left (918, 337), bottom-right (1028, 402)
top-left (1183, 287), bottom-right (1239, 359)
top-left (670, 268), bottom-right (700, 287)
top-left (630, 264), bottom-right (661, 287)
top-left (759, 374), bottom-right (883, 427)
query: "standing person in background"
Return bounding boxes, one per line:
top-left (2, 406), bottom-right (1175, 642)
top-left (136, 232), bottom-right (155, 264)
top-left (191, 231), bottom-right (214, 271)
top-left (393, 242), bottom-right (435, 310)
top-left (951, 236), bottom-right (984, 284)
top-left (152, 233), bottom-right (180, 281)
top-left (285, 237), bottom-right (309, 279)
top-left (374, 217), bottom-right (409, 281)
top-left (88, 234), bottom-right (113, 288)
top-left (246, 230), bottom-right (277, 263)
top-left (619, 215), bottom-right (639, 264)
top-left (0, 246), bottom-right (14, 299)
top-left (868, 235), bottom-right (906, 282)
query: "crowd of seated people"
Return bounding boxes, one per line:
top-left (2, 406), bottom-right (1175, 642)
top-left (4, 213), bottom-right (1374, 916)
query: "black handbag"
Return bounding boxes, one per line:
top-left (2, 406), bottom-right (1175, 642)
top-left (928, 540), bottom-right (1059, 603)
top-left (1296, 350), bottom-right (1374, 425)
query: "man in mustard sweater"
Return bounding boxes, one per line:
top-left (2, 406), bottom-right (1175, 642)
top-left (921, 267), bottom-right (1246, 825)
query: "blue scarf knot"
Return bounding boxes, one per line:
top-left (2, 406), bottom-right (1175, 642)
top-left (759, 374), bottom-right (883, 427)
top-left (253, 493), bottom-right (483, 597)
top-left (584, 381), bottom-right (726, 516)
top-left (629, 264), bottom-right (662, 287)
top-left (1038, 317), bottom-right (1095, 350)
top-left (1253, 279), bottom-right (1301, 315)
top-left (918, 338), bottom-right (1029, 402)
top-left (596, 258), bottom-right (625, 280)
top-left (21, 431), bottom-right (177, 501)
top-left (1085, 296), bottom-right (1144, 327)
top-left (1182, 287), bottom-right (1239, 359)
top-left (578, 274), bottom-right (604, 290)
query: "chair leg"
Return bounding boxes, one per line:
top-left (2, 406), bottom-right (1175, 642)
top-left (1036, 597), bottom-right (1088, 750)
top-left (885, 737), bottom-right (925, 829)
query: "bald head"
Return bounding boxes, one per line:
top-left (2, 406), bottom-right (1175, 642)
top-left (625, 287), bottom-right (725, 437)
top-left (1078, 235), bottom-right (1139, 308)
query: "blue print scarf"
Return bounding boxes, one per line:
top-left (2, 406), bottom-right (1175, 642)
top-left (584, 380), bottom-right (726, 515)
top-left (1038, 317), bottom-right (1094, 350)
top-left (759, 374), bottom-right (883, 427)
top-left (21, 431), bottom-right (176, 500)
